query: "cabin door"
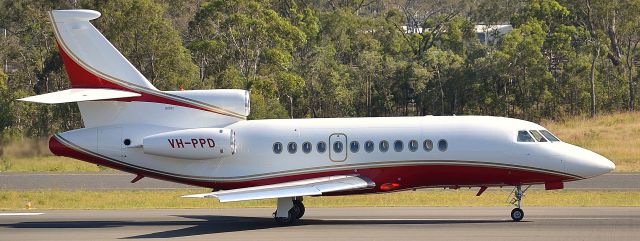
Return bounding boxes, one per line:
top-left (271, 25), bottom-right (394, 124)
top-left (329, 133), bottom-right (347, 162)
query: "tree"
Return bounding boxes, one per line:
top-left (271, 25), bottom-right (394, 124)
top-left (0, 69), bottom-right (13, 141)
top-left (566, 0), bottom-right (609, 117)
top-left (88, 0), bottom-right (200, 90)
top-left (188, 0), bottom-right (306, 119)
top-left (2, 0), bottom-right (640, 140)
top-left (616, 0), bottom-right (640, 111)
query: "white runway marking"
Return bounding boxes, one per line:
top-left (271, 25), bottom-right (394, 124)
top-left (0, 213), bottom-right (44, 216)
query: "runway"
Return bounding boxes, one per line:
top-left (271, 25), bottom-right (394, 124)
top-left (0, 172), bottom-right (192, 190)
top-left (0, 172), bottom-right (638, 190)
top-left (0, 207), bottom-right (638, 240)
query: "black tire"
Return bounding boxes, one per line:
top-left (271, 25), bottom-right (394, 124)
top-left (511, 208), bottom-right (524, 221)
top-left (274, 205), bottom-right (299, 225)
top-left (293, 200), bottom-right (305, 219)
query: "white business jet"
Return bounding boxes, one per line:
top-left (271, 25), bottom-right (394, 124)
top-left (20, 10), bottom-right (615, 225)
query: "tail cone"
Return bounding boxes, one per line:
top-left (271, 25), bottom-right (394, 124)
top-left (48, 135), bottom-right (65, 156)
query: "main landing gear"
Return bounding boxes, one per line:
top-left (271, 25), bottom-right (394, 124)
top-left (273, 197), bottom-right (305, 225)
top-left (509, 185), bottom-right (530, 221)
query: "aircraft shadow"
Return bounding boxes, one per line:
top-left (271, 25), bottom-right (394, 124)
top-left (0, 215), bottom-right (514, 239)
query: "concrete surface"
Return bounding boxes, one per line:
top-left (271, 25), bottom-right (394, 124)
top-left (0, 207), bottom-right (638, 240)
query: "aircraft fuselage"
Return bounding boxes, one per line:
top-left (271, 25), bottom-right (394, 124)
top-left (50, 115), bottom-right (614, 193)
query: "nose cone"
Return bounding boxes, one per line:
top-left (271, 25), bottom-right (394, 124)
top-left (588, 152), bottom-right (616, 176)
top-left (561, 143), bottom-right (615, 178)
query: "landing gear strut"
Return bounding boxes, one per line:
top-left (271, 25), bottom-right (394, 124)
top-left (273, 197), bottom-right (305, 225)
top-left (509, 185), bottom-right (529, 221)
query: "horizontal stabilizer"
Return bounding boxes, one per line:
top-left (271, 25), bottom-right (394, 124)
top-left (18, 88), bottom-right (141, 104)
top-left (182, 175), bottom-right (375, 202)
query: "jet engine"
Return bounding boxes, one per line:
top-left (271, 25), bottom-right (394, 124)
top-left (143, 128), bottom-right (236, 160)
top-left (167, 89), bottom-right (251, 117)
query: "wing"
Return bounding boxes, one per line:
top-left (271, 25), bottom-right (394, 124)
top-left (182, 175), bottom-right (375, 202)
top-left (18, 88), bottom-right (140, 104)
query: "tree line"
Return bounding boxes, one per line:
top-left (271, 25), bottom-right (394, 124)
top-left (1, 0), bottom-right (639, 143)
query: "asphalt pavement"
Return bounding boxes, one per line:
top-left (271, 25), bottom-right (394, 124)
top-left (0, 207), bottom-right (637, 240)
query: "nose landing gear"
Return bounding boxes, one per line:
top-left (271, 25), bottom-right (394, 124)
top-left (273, 197), bottom-right (305, 225)
top-left (509, 185), bottom-right (529, 221)
top-left (511, 207), bottom-right (524, 221)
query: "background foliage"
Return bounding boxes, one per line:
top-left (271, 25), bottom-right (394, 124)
top-left (1, 0), bottom-right (639, 144)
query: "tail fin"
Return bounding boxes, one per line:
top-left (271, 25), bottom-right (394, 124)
top-left (20, 9), bottom-right (248, 129)
top-left (50, 10), bottom-right (156, 90)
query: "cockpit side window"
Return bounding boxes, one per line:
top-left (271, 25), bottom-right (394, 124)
top-left (529, 130), bottom-right (548, 142)
top-left (517, 131), bottom-right (535, 142)
top-left (539, 130), bottom-right (560, 142)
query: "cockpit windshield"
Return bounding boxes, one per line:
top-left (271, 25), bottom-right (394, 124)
top-left (517, 129), bottom-right (561, 143)
top-left (529, 130), bottom-right (548, 142)
top-left (517, 131), bottom-right (535, 142)
top-left (539, 130), bottom-right (560, 142)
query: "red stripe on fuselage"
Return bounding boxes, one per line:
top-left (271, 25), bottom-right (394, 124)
top-left (49, 136), bottom-right (577, 193)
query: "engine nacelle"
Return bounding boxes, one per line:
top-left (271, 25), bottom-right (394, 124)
top-left (166, 89), bottom-right (250, 117)
top-left (143, 128), bottom-right (236, 160)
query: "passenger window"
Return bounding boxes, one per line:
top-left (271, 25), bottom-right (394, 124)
top-left (517, 130), bottom-right (535, 142)
top-left (394, 140), bottom-right (403, 152)
top-left (317, 141), bottom-right (327, 153)
top-left (438, 139), bottom-right (448, 152)
top-left (333, 141), bottom-right (344, 153)
top-left (529, 130), bottom-right (548, 142)
top-left (379, 140), bottom-right (389, 152)
top-left (302, 141), bottom-right (312, 153)
top-left (539, 130), bottom-right (560, 142)
top-left (273, 142), bottom-right (283, 154)
top-left (423, 139), bottom-right (433, 151)
top-left (408, 140), bottom-right (418, 152)
top-left (288, 142), bottom-right (297, 154)
top-left (350, 141), bottom-right (359, 153)
top-left (364, 140), bottom-right (374, 153)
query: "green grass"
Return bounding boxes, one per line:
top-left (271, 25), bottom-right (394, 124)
top-left (1, 189), bottom-right (638, 210)
top-left (542, 112), bottom-right (640, 172)
top-left (1, 112), bottom-right (638, 172)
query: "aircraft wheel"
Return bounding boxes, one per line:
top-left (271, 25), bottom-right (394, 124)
top-left (274, 205), bottom-right (300, 225)
top-left (293, 200), bottom-right (305, 219)
top-left (511, 208), bottom-right (524, 222)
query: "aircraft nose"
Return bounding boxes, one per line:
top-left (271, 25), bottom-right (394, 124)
top-left (588, 152), bottom-right (615, 176)
top-left (562, 143), bottom-right (615, 178)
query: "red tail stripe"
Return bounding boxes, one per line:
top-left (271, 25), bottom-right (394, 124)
top-left (57, 42), bottom-right (240, 117)
top-left (58, 43), bottom-right (127, 90)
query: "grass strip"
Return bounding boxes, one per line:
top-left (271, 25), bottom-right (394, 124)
top-left (1, 189), bottom-right (638, 210)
